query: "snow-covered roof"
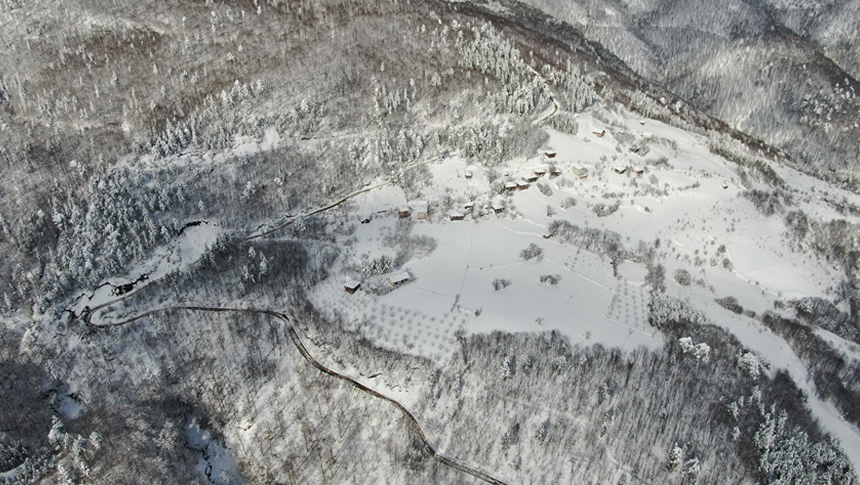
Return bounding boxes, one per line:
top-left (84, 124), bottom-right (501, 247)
top-left (344, 278), bottom-right (361, 290)
top-left (388, 271), bottom-right (411, 284)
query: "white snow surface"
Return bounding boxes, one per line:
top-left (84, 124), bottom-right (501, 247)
top-left (307, 107), bottom-right (860, 470)
top-left (70, 103), bottom-right (860, 471)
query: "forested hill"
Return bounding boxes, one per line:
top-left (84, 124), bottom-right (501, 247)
top-left (0, 0), bottom-right (785, 312)
top-left (0, 0), bottom-right (858, 484)
top-left (518, 0), bottom-right (860, 189)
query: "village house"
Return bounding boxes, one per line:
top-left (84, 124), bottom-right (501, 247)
top-left (550, 167), bottom-right (562, 178)
top-left (505, 181), bottom-right (518, 192)
top-left (593, 129), bottom-right (606, 138)
top-left (534, 168), bottom-right (547, 177)
top-left (344, 279), bottom-right (361, 294)
top-left (388, 271), bottom-right (411, 287)
top-left (544, 150), bottom-right (556, 159)
top-left (571, 165), bottom-right (588, 179)
top-left (409, 200), bottom-right (429, 219)
top-left (522, 174), bottom-right (539, 183)
top-left (449, 210), bottom-right (465, 221)
top-left (464, 170), bottom-right (473, 179)
top-left (517, 181), bottom-right (530, 190)
top-left (633, 166), bottom-right (645, 177)
top-left (614, 166), bottom-right (627, 175)
top-left (397, 206), bottom-right (411, 218)
top-left (491, 199), bottom-right (505, 213)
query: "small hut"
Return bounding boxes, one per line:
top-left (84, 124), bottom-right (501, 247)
top-left (571, 165), bottom-right (589, 179)
top-left (344, 279), bottom-right (361, 294)
top-left (388, 271), bottom-right (411, 287)
top-left (410, 201), bottom-right (429, 219)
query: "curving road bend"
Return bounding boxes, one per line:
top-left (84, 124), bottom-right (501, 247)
top-left (83, 305), bottom-right (509, 485)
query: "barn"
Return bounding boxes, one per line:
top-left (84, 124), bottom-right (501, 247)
top-left (409, 201), bottom-right (429, 219)
top-left (388, 271), bottom-right (411, 287)
top-left (344, 279), bottom-right (361, 294)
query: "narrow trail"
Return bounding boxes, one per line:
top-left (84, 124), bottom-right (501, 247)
top-left (83, 304), bottom-right (509, 485)
top-left (74, 155), bottom-right (440, 323)
top-left (73, 89), bottom-right (560, 482)
top-left (525, 64), bottom-right (559, 126)
top-left (248, 155), bottom-right (440, 241)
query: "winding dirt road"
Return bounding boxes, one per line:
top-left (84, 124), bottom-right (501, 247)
top-left (73, 78), bottom-right (564, 482)
top-left (83, 304), bottom-right (509, 485)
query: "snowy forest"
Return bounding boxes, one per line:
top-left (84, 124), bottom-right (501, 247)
top-left (1, 0), bottom-right (859, 483)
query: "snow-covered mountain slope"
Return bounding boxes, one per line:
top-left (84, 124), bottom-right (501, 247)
top-left (515, 0), bottom-right (860, 186)
top-left (1, 0), bottom-right (859, 483)
top-left (306, 103), bottom-right (860, 472)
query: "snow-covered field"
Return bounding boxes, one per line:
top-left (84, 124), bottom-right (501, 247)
top-left (307, 107), bottom-right (860, 470)
top-left (65, 103), bottom-right (860, 472)
top-left (314, 109), bottom-right (856, 354)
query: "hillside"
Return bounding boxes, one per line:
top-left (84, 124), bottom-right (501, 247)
top-left (0, 0), bottom-right (858, 484)
top-left (518, 0), bottom-right (860, 188)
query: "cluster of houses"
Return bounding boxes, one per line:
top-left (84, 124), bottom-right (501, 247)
top-left (613, 166), bottom-right (646, 177)
top-left (343, 270), bottom-right (412, 294)
top-left (397, 201), bottom-right (429, 220)
top-left (505, 167), bottom-right (551, 192)
top-left (396, 199), bottom-right (478, 222)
